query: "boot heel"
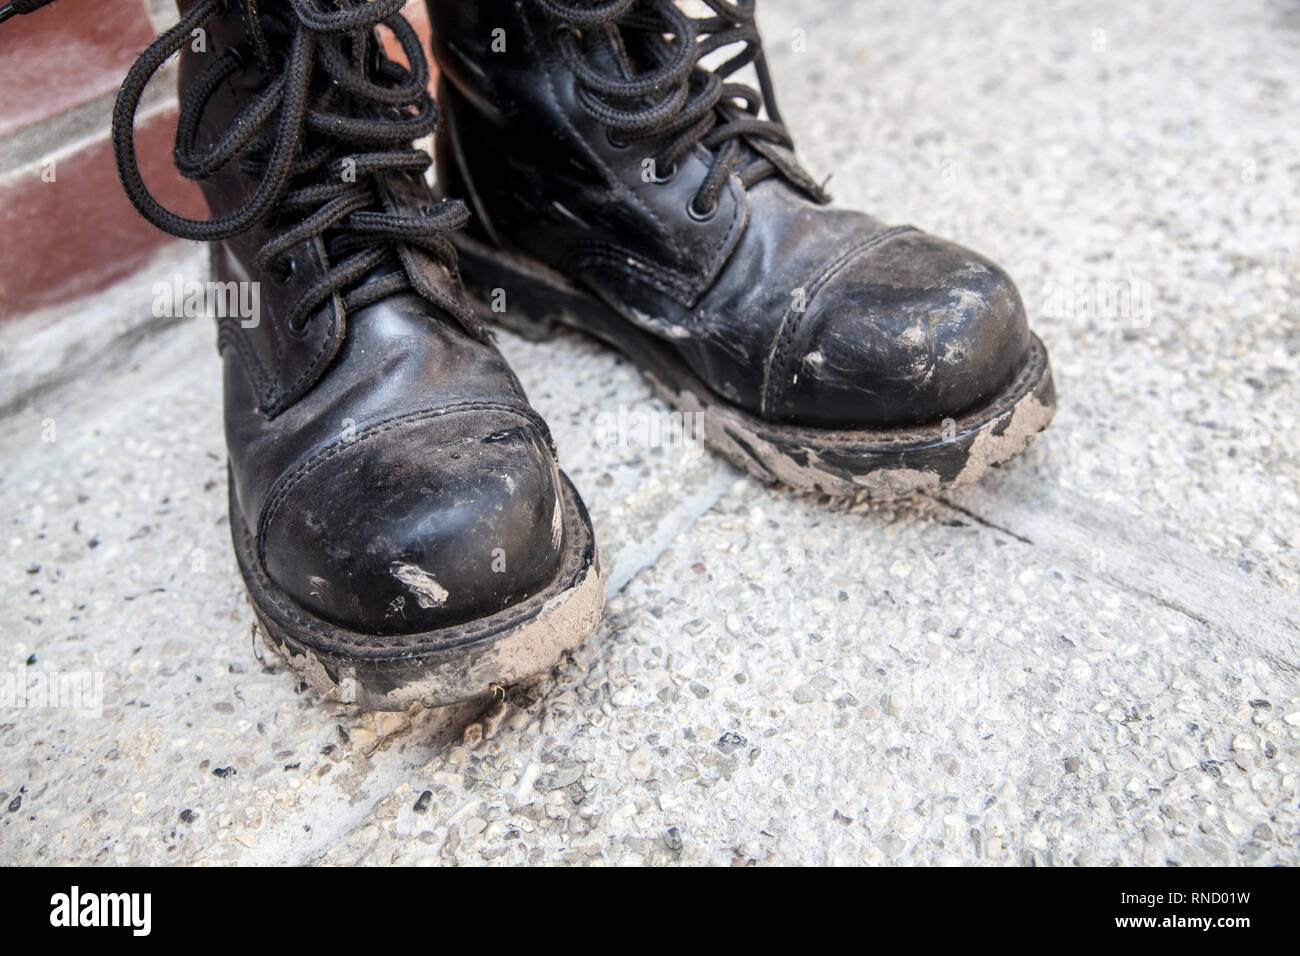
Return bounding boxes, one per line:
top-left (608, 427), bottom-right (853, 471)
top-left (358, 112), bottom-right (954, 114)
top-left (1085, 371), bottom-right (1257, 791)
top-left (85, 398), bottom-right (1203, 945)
top-left (454, 234), bottom-right (590, 342)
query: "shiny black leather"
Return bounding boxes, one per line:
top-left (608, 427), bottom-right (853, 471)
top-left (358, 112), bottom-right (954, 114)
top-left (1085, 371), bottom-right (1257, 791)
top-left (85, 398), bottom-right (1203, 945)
top-left (182, 1), bottom-right (568, 635)
top-left (429, 0), bottom-right (1033, 429)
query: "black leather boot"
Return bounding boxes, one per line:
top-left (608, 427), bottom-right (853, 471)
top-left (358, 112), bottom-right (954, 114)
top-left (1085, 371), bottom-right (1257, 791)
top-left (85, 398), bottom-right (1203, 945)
top-left (112, 0), bottom-right (603, 710)
top-left (428, 0), bottom-right (1056, 496)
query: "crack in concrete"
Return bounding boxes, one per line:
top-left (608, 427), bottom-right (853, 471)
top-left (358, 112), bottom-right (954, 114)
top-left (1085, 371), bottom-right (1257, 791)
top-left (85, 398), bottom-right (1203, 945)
top-left (938, 472), bottom-right (1300, 674)
top-left (932, 494), bottom-right (1035, 546)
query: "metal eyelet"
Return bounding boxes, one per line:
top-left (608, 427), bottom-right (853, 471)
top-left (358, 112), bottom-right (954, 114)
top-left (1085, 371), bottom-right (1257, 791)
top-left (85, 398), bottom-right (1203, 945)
top-left (687, 194), bottom-right (719, 222)
top-left (271, 254), bottom-right (295, 283)
top-left (287, 316), bottom-right (310, 338)
top-left (651, 161), bottom-right (678, 185)
top-left (606, 128), bottom-right (629, 149)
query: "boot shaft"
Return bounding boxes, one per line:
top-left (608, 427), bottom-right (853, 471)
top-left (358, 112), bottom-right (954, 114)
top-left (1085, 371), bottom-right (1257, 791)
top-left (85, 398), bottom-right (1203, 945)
top-left (429, 0), bottom-right (770, 308)
top-left (115, 0), bottom-right (475, 415)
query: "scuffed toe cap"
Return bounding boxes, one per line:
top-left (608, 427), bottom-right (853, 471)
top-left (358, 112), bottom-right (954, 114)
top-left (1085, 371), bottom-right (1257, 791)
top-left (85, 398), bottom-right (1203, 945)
top-left (767, 228), bottom-right (1033, 429)
top-left (258, 407), bottom-right (567, 635)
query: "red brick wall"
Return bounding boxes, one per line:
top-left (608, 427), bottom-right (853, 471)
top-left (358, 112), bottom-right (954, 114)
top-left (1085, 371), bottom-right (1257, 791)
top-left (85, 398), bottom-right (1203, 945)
top-left (0, 0), bottom-right (434, 322)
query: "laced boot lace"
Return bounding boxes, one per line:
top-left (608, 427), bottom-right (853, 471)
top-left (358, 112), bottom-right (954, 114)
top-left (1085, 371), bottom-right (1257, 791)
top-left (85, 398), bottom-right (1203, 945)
top-left (535, 0), bottom-right (828, 217)
top-left (112, 0), bottom-right (475, 336)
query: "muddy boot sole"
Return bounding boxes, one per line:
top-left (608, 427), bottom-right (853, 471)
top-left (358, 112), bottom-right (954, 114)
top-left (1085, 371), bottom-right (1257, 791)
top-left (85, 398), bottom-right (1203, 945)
top-left (455, 234), bottom-right (1057, 497)
top-left (230, 469), bottom-right (604, 711)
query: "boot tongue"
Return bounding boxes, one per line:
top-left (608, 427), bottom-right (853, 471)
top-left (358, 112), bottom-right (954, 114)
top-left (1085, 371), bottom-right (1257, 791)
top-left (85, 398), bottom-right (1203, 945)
top-left (236, 0), bottom-right (277, 72)
top-left (580, 22), bottom-right (644, 87)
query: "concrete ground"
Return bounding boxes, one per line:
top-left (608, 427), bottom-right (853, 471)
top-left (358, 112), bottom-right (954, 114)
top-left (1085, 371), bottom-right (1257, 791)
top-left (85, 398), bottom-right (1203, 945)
top-left (1, 0), bottom-right (1297, 866)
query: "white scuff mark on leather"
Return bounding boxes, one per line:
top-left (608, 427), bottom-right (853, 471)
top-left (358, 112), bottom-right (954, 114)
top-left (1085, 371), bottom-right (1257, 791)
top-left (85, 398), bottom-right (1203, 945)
top-left (956, 261), bottom-right (992, 278)
top-left (804, 350), bottom-right (825, 369)
top-left (628, 306), bottom-right (691, 339)
top-left (502, 473), bottom-right (517, 494)
top-left (551, 201), bottom-right (589, 228)
top-left (949, 287), bottom-right (986, 312)
top-left (898, 325), bottom-right (928, 349)
top-left (551, 494), bottom-right (564, 550)
top-left (391, 562), bottom-right (450, 608)
top-left (941, 340), bottom-right (968, 364)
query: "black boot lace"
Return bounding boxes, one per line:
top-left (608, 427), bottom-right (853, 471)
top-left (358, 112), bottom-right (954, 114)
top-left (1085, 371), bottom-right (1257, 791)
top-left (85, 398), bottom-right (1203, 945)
top-left (535, 0), bottom-right (828, 217)
top-left (112, 0), bottom-right (475, 336)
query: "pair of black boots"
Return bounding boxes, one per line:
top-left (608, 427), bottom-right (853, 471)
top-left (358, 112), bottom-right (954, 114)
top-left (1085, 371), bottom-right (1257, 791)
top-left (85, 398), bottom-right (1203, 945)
top-left (112, 0), bottom-right (1056, 710)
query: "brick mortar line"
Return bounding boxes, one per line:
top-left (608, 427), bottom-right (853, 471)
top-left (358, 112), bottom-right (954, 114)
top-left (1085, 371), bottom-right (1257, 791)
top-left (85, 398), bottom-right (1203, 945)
top-left (0, 60), bottom-right (178, 181)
